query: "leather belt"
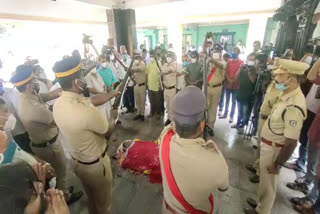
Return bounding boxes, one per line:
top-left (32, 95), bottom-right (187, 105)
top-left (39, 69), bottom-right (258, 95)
top-left (208, 82), bottom-right (222, 88)
top-left (31, 135), bottom-right (58, 148)
top-left (135, 83), bottom-right (145, 87)
top-left (165, 85), bottom-right (175, 90)
top-left (262, 138), bottom-right (284, 148)
top-left (72, 146), bottom-right (107, 165)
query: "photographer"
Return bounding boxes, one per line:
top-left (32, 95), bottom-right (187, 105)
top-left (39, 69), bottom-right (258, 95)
top-left (232, 53), bottom-right (258, 134)
top-left (185, 51), bottom-right (203, 89)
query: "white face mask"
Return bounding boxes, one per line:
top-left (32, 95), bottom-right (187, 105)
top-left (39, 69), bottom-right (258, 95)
top-left (134, 59), bottom-right (140, 64)
top-left (191, 58), bottom-right (197, 63)
top-left (267, 65), bottom-right (273, 70)
top-left (167, 57), bottom-right (172, 63)
top-left (212, 53), bottom-right (220, 60)
top-left (4, 114), bottom-right (16, 132)
top-left (101, 62), bottom-right (107, 68)
top-left (247, 60), bottom-right (255, 66)
top-left (305, 56), bottom-right (313, 65)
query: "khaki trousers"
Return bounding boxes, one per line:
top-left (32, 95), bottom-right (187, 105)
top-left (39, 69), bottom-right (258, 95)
top-left (256, 142), bottom-right (281, 214)
top-left (164, 88), bottom-right (176, 121)
top-left (253, 117), bottom-right (267, 176)
top-left (31, 139), bottom-right (68, 194)
top-left (134, 85), bottom-right (146, 116)
top-left (207, 85), bottom-right (223, 129)
top-left (72, 155), bottom-right (112, 214)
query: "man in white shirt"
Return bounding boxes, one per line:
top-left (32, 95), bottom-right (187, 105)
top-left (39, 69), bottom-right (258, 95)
top-left (120, 46), bottom-right (135, 113)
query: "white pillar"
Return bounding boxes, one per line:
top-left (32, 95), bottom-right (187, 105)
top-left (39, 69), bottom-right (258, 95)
top-left (167, 22), bottom-right (183, 63)
top-left (245, 15), bottom-right (269, 55)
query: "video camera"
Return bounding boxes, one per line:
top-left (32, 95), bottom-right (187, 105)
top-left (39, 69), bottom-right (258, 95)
top-left (256, 46), bottom-right (272, 64)
top-left (82, 34), bottom-right (93, 45)
top-left (101, 45), bottom-right (113, 57)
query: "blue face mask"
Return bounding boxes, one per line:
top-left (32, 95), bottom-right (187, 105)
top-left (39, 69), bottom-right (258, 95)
top-left (275, 83), bottom-right (288, 91)
top-left (231, 53), bottom-right (239, 59)
top-left (183, 61), bottom-right (188, 67)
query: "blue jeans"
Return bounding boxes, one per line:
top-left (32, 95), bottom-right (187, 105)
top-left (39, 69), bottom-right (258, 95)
top-left (219, 87), bottom-right (225, 112)
top-left (313, 180), bottom-right (320, 214)
top-left (223, 88), bottom-right (237, 118)
top-left (305, 141), bottom-right (320, 202)
top-left (236, 100), bottom-right (252, 127)
top-left (296, 110), bottom-right (316, 170)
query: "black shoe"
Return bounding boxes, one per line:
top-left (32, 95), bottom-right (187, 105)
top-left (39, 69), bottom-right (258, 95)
top-left (140, 115), bottom-right (145, 121)
top-left (117, 120), bottom-right (122, 125)
top-left (133, 115), bottom-right (141, 120)
top-left (164, 119), bottom-right (171, 126)
top-left (243, 207), bottom-right (258, 214)
top-left (206, 126), bottom-right (214, 137)
top-left (231, 125), bottom-right (239, 129)
top-left (247, 197), bottom-right (258, 209)
top-left (287, 182), bottom-right (310, 195)
top-left (252, 145), bottom-right (258, 149)
top-left (250, 175), bottom-right (260, 183)
top-left (219, 115), bottom-right (227, 119)
top-left (68, 186), bottom-right (74, 194)
top-left (67, 191), bottom-right (83, 205)
top-left (245, 164), bottom-right (257, 174)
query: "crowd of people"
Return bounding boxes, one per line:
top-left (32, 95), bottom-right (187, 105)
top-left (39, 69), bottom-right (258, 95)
top-left (0, 32), bottom-right (319, 214)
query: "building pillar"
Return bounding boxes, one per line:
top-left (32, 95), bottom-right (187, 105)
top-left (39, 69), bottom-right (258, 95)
top-left (167, 22), bottom-right (183, 62)
top-left (107, 9), bottom-right (137, 55)
top-left (245, 15), bottom-right (269, 55)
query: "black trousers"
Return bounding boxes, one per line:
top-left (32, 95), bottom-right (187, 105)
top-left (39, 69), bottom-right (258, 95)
top-left (123, 86), bottom-right (135, 112)
top-left (149, 90), bottom-right (161, 115)
top-left (13, 132), bottom-right (32, 154)
top-left (160, 90), bottom-right (165, 114)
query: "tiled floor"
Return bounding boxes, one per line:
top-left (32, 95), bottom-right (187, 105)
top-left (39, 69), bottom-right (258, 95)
top-left (66, 108), bottom-right (304, 214)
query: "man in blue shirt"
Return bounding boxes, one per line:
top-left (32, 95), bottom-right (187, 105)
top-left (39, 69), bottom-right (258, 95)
top-left (97, 55), bottom-right (116, 91)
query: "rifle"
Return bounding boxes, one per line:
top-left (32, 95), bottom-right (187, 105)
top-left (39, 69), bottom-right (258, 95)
top-left (112, 52), bottom-right (135, 110)
top-left (203, 54), bottom-right (214, 139)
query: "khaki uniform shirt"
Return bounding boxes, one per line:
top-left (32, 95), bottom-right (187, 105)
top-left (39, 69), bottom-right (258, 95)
top-left (19, 93), bottom-right (58, 144)
top-left (261, 87), bottom-right (307, 144)
top-left (53, 92), bottom-right (108, 162)
top-left (159, 125), bottom-right (229, 213)
top-left (132, 61), bottom-right (146, 85)
top-left (260, 82), bottom-right (281, 116)
top-left (207, 59), bottom-right (226, 86)
top-left (162, 62), bottom-right (177, 88)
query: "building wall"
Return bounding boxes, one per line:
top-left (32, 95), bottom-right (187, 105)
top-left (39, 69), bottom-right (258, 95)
top-left (137, 23), bottom-right (249, 50)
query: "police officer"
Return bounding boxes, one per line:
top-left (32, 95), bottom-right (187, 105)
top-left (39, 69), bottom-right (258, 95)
top-left (244, 59), bottom-right (310, 214)
top-left (159, 86), bottom-right (229, 213)
top-left (130, 50), bottom-right (147, 121)
top-left (207, 44), bottom-right (226, 136)
top-left (53, 55), bottom-right (119, 214)
top-left (162, 51), bottom-right (177, 126)
top-left (10, 65), bottom-right (82, 204)
top-left (246, 57), bottom-right (281, 183)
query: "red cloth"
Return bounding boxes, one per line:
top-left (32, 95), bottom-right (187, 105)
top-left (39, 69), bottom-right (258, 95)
top-left (308, 107), bottom-right (320, 147)
top-left (224, 59), bottom-right (243, 90)
top-left (208, 66), bottom-right (217, 83)
top-left (118, 140), bottom-right (162, 184)
top-left (161, 130), bottom-right (214, 214)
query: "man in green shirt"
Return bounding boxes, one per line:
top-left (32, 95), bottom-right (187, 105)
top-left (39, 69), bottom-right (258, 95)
top-left (185, 51), bottom-right (204, 89)
top-left (146, 50), bottom-right (162, 119)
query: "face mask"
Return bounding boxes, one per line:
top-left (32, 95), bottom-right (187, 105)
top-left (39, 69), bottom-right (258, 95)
top-left (122, 54), bottom-right (127, 61)
top-left (134, 59), bottom-right (140, 64)
top-left (75, 79), bottom-right (87, 92)
top-left (101, 62), bottom-right (107, 68)
top-left (150, 57), bottom-right (155, 62)
top-left (110, 55), bottom-right (115, 60)
top-left (183, 62), bottom-right (188, 67)
top-left (3, 114), bottom-right (16, 131)
top-left (231, 53), bottom-right (239, 59)
top-left (275, 78), bottom-right (291, 91)
top-left (191, 58), bottom-right (197, 63)
top-left (247, 60), bottom-right (255, 66)
top-left (31, 82), bottom-right (40, 94)
top-left (305, 56), bottom-right (313, 65)
top-left (167, 57), bottom-right (172, 63)
top-left (212, 53), bottom-right (220, 60)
